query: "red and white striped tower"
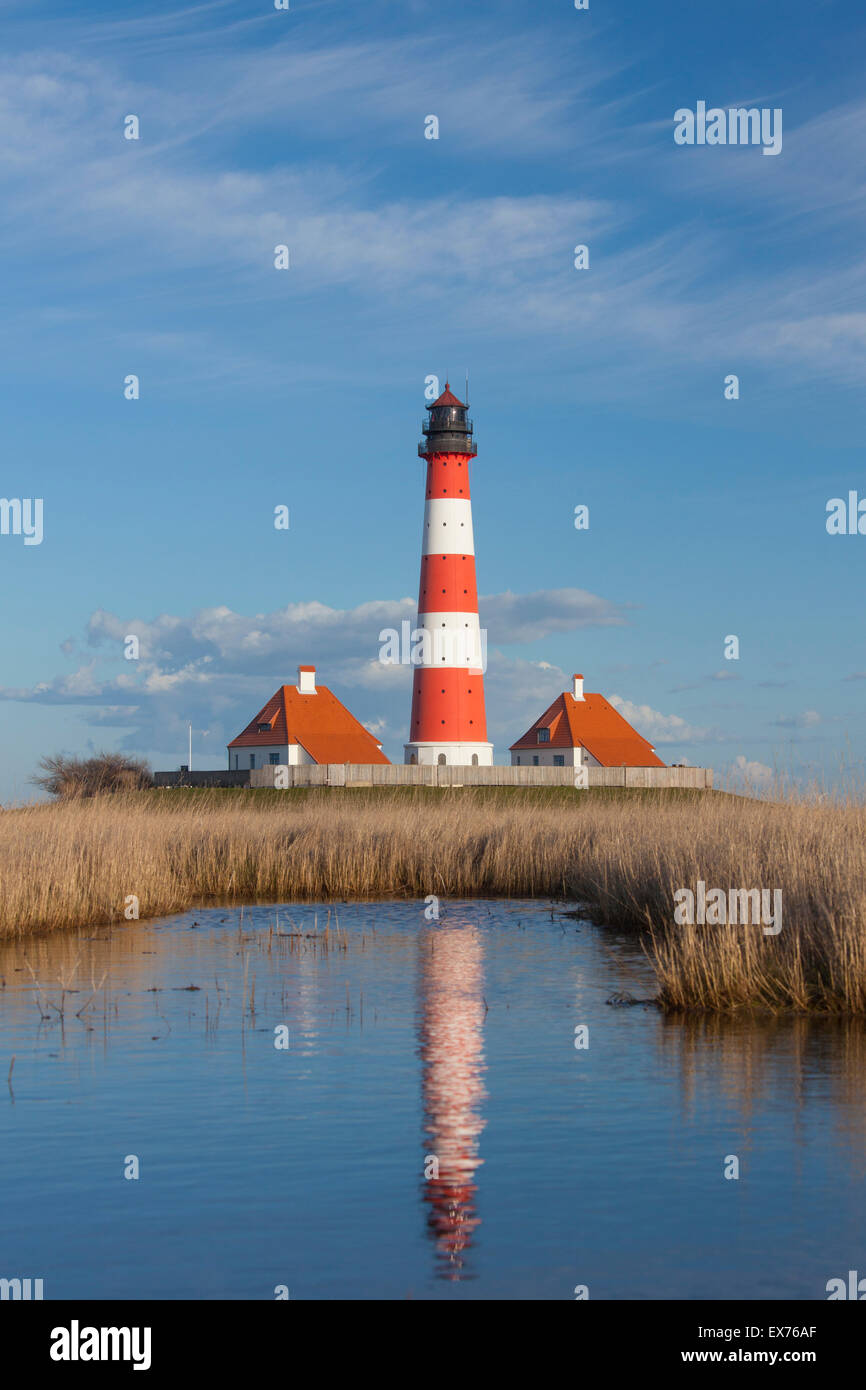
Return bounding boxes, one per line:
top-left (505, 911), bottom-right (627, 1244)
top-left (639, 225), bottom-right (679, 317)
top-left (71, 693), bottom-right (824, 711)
top-left (404, 383), bottom-right (493, 766)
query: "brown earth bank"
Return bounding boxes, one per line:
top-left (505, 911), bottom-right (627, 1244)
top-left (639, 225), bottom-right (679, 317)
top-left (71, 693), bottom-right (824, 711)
top-left (2, 786), bottom-right (864, 1013)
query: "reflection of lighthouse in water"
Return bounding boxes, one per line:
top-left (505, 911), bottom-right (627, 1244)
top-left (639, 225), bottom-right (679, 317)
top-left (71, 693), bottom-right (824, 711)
top-left (418, 921), bottom-right (487, 1279)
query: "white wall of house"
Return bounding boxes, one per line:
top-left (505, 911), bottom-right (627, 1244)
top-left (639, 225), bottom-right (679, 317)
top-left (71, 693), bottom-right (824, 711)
top-left (227, 743), bottom-right (316, 770)
top-left (511, 746), bottom-right (600, 768)
top-left (289, 743), bottom-right (316, 766)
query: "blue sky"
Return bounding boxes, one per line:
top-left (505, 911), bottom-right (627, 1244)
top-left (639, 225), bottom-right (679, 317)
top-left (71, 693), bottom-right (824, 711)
top-left (1, 0), bottom-right (865, 799)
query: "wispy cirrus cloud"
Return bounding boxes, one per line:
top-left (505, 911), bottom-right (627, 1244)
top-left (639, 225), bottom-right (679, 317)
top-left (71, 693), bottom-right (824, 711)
top-left (669, 669), bottom-right (742, 692)
top-left (2, 28), bottom-right (866, 397)
top-left (482, 589), bottom-right (625, 642)
top-left (773, 709), bottom-right (823, 729)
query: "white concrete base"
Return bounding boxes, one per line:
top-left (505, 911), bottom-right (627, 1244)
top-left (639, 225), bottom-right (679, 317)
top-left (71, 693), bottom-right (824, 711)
top-left (404, 741), bottom-right (494, 767)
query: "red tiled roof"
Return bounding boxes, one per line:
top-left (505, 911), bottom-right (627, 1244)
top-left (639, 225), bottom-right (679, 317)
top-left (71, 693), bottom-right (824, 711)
top-left (509, 690), bottom-right (665, 767)
top-left (429, 382), bottom-right (465, 409)
top-left (229, 683), bottom-right (390, 763)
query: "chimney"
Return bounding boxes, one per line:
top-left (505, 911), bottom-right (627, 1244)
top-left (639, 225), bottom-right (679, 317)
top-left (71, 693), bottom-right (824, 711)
top-left (573, 673), bottom-right (585, 702)
top-left (298, 664), bottom-right (316, 694)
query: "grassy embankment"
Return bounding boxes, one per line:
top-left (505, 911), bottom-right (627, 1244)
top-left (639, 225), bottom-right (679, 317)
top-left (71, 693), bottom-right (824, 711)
top-left (1, 786), bottom-right (864, 1013)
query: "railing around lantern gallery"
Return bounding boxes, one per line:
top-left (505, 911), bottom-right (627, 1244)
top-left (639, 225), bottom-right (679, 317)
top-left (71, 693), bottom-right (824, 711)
top-left (419, 432), bottom-right (478, 457)
top-left (421, 417), bottom-right (474, 436)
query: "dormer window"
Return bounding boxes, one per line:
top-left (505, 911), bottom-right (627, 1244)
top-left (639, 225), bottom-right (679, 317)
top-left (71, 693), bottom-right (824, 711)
top-left (257, 722), bottom-right (271, 733)
top-left (537, 728), bottom-right (550, 743)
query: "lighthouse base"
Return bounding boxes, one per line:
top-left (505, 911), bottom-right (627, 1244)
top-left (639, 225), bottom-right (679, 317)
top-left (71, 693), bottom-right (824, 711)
top-left (403, 741), bottom-right (494, 767)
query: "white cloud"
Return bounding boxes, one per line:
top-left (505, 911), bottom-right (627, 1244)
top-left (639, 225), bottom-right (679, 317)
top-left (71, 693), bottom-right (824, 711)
top-left (484, 653), bottom-right (568, 743)
top-left (728, 755), bottom-right (777, 793)
top-left (0, 590), bottom-right (621, 761)
top-left (609, 695), bottom-right (710, 744)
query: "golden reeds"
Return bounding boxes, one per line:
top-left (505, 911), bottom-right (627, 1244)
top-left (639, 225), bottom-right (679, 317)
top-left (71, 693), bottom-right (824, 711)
top-left (1, 786), bottom-right (865, 1012)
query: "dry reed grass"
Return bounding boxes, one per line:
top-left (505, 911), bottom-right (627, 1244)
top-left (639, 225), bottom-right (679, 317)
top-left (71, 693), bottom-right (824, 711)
top-left (1, 786), bottom-right (864, 1012)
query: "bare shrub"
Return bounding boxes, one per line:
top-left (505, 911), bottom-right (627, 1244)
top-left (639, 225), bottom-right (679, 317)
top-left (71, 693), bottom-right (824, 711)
top-left (33, 752), bottom-right (153, 799)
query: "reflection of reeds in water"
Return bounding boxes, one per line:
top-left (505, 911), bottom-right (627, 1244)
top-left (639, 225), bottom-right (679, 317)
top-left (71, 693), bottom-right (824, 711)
top-left (658, 1011), bottom-right (866, 1177)
top-left (417, 922), bottom-right (487, 1280)
top-left (0, 907), bottom-right (362, 1050)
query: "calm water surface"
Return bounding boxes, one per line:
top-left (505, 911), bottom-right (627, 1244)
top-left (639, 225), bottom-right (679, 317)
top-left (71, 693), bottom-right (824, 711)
top-left (1, 900), bottom-right (864, 1299)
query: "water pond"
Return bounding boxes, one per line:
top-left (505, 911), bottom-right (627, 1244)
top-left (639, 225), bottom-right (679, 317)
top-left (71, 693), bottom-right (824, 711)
top-left (1, 899), bottom-right (863, 1299)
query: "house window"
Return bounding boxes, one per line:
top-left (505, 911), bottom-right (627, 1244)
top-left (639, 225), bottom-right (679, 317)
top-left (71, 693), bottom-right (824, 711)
top-left (437, 754), bottom-right (447, 765)
top-left (269, 753), bottom-right (279, 765)
top-left (232, 755), bottom-right (238, 769)
top-left (515, 756), bottom-right (521, 765)
top-left (250, 754), bottom-right (256, 769)
top-left (554, 755), bottom-right (564, 767)
top-left (471, 754), bottom-right (478, 766)
top-left (257, 723), bottom-right (271, 733)
top-left (537, 728), bottom-right (550, 743)
top-left (532, 755), bottom-right (539, 766)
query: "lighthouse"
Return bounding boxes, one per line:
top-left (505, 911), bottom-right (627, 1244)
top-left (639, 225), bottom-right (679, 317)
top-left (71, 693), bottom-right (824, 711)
top-left (404, 383), bottom-right (494, 767)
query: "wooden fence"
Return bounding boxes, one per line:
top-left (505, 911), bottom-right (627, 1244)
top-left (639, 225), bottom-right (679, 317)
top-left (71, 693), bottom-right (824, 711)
top-left (240, 763), bottom-right (714, 790)
top-left (155, 765), bottom-right (713, 791)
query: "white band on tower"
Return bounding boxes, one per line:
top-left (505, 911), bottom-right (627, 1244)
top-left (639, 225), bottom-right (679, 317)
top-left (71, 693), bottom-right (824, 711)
top-left (422, 498), bottom-right (475, 556)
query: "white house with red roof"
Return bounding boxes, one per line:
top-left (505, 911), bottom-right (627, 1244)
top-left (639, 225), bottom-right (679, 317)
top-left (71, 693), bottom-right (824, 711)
top-left (227, 665), bottom-right (390, 770)
top-left (510, 674), bottom-right (665, 769)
